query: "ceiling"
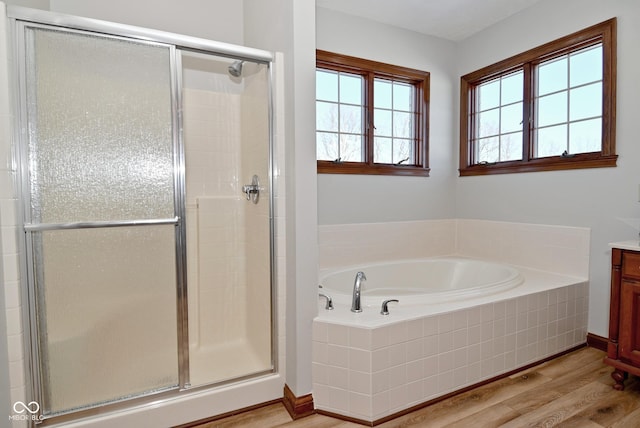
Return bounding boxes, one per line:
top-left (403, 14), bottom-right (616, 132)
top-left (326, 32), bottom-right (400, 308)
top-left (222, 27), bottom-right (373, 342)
top-left (316, 0), bottom-right (544, 41)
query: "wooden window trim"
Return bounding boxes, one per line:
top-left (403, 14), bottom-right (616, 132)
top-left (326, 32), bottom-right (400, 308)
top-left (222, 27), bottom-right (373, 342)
top-left (459, 18), bottom-right (617, 176)
top-left (316, 50), bottom-right (430, 177)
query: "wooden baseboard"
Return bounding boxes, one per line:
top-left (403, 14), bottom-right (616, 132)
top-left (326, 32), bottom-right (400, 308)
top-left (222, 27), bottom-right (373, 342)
top-left (587, 332), bottom-right (608, 351)
top-left (283, 384), bottom-right (314, 420)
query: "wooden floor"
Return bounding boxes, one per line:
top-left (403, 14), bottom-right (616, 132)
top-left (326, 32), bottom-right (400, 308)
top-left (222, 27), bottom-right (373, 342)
top-left (189, 347), bottom-right (640, 428)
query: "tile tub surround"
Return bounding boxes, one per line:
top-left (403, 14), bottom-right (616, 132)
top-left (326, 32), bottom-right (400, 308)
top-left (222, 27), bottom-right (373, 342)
top-left (314, 220), bottom-right (590, 421)
top-left (312, 278), bottom-right (589, 422)
top-left (318, 219), bottom-right (590, 279)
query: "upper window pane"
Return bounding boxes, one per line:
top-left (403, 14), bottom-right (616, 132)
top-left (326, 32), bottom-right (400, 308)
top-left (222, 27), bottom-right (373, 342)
top-left (478, 79), bottom-right (500, 111)
top-left (501, 71), bottom-right (523, 105)
top-left (570, 45), bottom-right (602, 87)
top-left (374, 80), bottom-right (392, 109)
top-left (538, 57), bottom-right (568, 96)
top-left (339, 74), bottom-right (363, 105)
top-left (316, 70), bottom-right (338, 102)
top-left (393, 82), bottom-right (413, 111)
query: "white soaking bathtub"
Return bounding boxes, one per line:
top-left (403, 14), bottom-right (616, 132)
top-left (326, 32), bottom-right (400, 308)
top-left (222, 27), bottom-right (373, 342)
top-left (319, 257), bottom-right (523, 306)
top-left (312, 257), bottom-right (589, 423)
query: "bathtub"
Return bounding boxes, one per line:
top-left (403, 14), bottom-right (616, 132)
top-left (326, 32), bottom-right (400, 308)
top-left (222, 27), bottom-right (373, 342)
top-left (319, 257), bottom-right (524, 306)
top-left (312, 257), bottom-right (588, 423)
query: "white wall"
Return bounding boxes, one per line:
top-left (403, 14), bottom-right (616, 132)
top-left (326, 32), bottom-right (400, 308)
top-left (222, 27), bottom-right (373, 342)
top-left (49, 0), bottom-right (244, 44)
top-left (244, 0), bottom-right (319, 399)
top-left (455, 0), bottom-right (640, 337)
top-left (5, 0), bottom-right (47, 8)
top-left (316, 7), bottom-right (458, 224)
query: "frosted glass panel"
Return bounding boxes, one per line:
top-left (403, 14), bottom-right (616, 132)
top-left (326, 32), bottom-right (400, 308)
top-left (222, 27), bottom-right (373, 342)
top-left (35, 226), bottom-right (178, 415)
top-left (22, 25), bottom-right (181, 417)
top-left (26, 28), bottom-right (174, 223)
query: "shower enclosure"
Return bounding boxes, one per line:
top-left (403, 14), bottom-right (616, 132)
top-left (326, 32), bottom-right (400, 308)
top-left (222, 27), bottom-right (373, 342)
top-left (10, 7), bottom-right (275, 423)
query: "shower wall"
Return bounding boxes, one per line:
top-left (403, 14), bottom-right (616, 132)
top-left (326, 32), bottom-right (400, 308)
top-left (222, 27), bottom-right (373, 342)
top-left (183, 86), bottom-right (247, 353)
top-left (241, 63), bottom-right (272, 367)
top-left (182, 57), bottom-right (272, 386)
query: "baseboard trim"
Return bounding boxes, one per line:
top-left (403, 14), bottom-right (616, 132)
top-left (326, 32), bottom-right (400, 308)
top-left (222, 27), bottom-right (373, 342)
top-left (587, 332), bottom-right (608, 351)
top-left (283, 384), bottom-right (314, 420)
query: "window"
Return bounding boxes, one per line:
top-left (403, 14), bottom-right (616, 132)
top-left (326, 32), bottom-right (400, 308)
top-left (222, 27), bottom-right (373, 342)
top-left (459, 19), bottom-right (616, 176)
top-left (316, 50), bottom-right (430, 176)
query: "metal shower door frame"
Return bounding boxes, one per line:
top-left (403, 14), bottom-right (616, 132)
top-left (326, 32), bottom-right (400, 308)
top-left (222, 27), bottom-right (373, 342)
top-left (8, 5), bottom-right (276, 424)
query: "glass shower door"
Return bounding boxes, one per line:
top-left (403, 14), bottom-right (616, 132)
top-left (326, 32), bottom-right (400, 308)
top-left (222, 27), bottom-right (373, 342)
top-left (20, 25), bottom-right (183, 417)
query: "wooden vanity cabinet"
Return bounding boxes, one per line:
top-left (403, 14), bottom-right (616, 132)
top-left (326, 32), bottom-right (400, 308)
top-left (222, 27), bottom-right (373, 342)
top-left (605, 247), bottom-right (640, 390)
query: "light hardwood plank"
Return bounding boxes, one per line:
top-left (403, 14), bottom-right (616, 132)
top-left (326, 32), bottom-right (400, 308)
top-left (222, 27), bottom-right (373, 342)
top-left (441, 403), bottom-right (520, 428)
top-left (376, 370), bottom-right (551, 427)
top-left (569, 379), bottom-right (640, 427)
top-left (533, 347), bottom-right (605, 379)
top-left (554, 415), bottom-right (603, 427)
top-left (609, 405), bottom-right (640, 428)
top-left (499, 381), bottom-right (614, 427)
top-left (502, 359), bottom-right (613, 413)
top-left (192, 403), bottom-right (294, 428)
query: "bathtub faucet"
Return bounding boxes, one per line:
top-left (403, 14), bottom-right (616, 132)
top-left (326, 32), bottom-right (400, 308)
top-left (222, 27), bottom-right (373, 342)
top-left (351, 271), bottom-right (367, 313)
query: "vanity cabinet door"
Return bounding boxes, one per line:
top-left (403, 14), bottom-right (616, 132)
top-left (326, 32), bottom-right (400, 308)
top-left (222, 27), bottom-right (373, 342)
top-left (619, 279), bottom-right (640, 366)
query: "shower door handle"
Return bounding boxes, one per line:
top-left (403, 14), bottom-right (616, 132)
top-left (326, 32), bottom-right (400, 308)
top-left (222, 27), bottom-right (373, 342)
top-left (242, 175), bottom-right (261, 204)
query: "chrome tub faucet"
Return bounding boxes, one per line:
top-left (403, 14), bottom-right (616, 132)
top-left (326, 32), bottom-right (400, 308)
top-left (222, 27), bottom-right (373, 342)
top-left (319, 293), bottom-right (334, 310)
top-left (351, 271), bottom-right (367, 313)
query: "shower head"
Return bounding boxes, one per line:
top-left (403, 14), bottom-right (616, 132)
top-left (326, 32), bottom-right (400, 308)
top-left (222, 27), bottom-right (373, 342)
top-left (228, 60), bottom-right (244, 77)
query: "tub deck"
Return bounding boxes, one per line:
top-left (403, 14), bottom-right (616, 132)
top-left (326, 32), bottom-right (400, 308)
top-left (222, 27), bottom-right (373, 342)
top-left (312, 266), bottom-right (588, 422)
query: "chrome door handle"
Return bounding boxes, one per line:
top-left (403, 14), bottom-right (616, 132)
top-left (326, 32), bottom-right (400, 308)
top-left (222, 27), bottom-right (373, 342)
top-left (242, 175), bottom-right (260, 204)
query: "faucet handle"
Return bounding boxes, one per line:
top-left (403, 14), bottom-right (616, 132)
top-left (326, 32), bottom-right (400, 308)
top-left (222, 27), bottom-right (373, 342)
top-left (380, 299), bottom-right (399, 315)
top-left (319, 293), bottom-right (334, 310)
